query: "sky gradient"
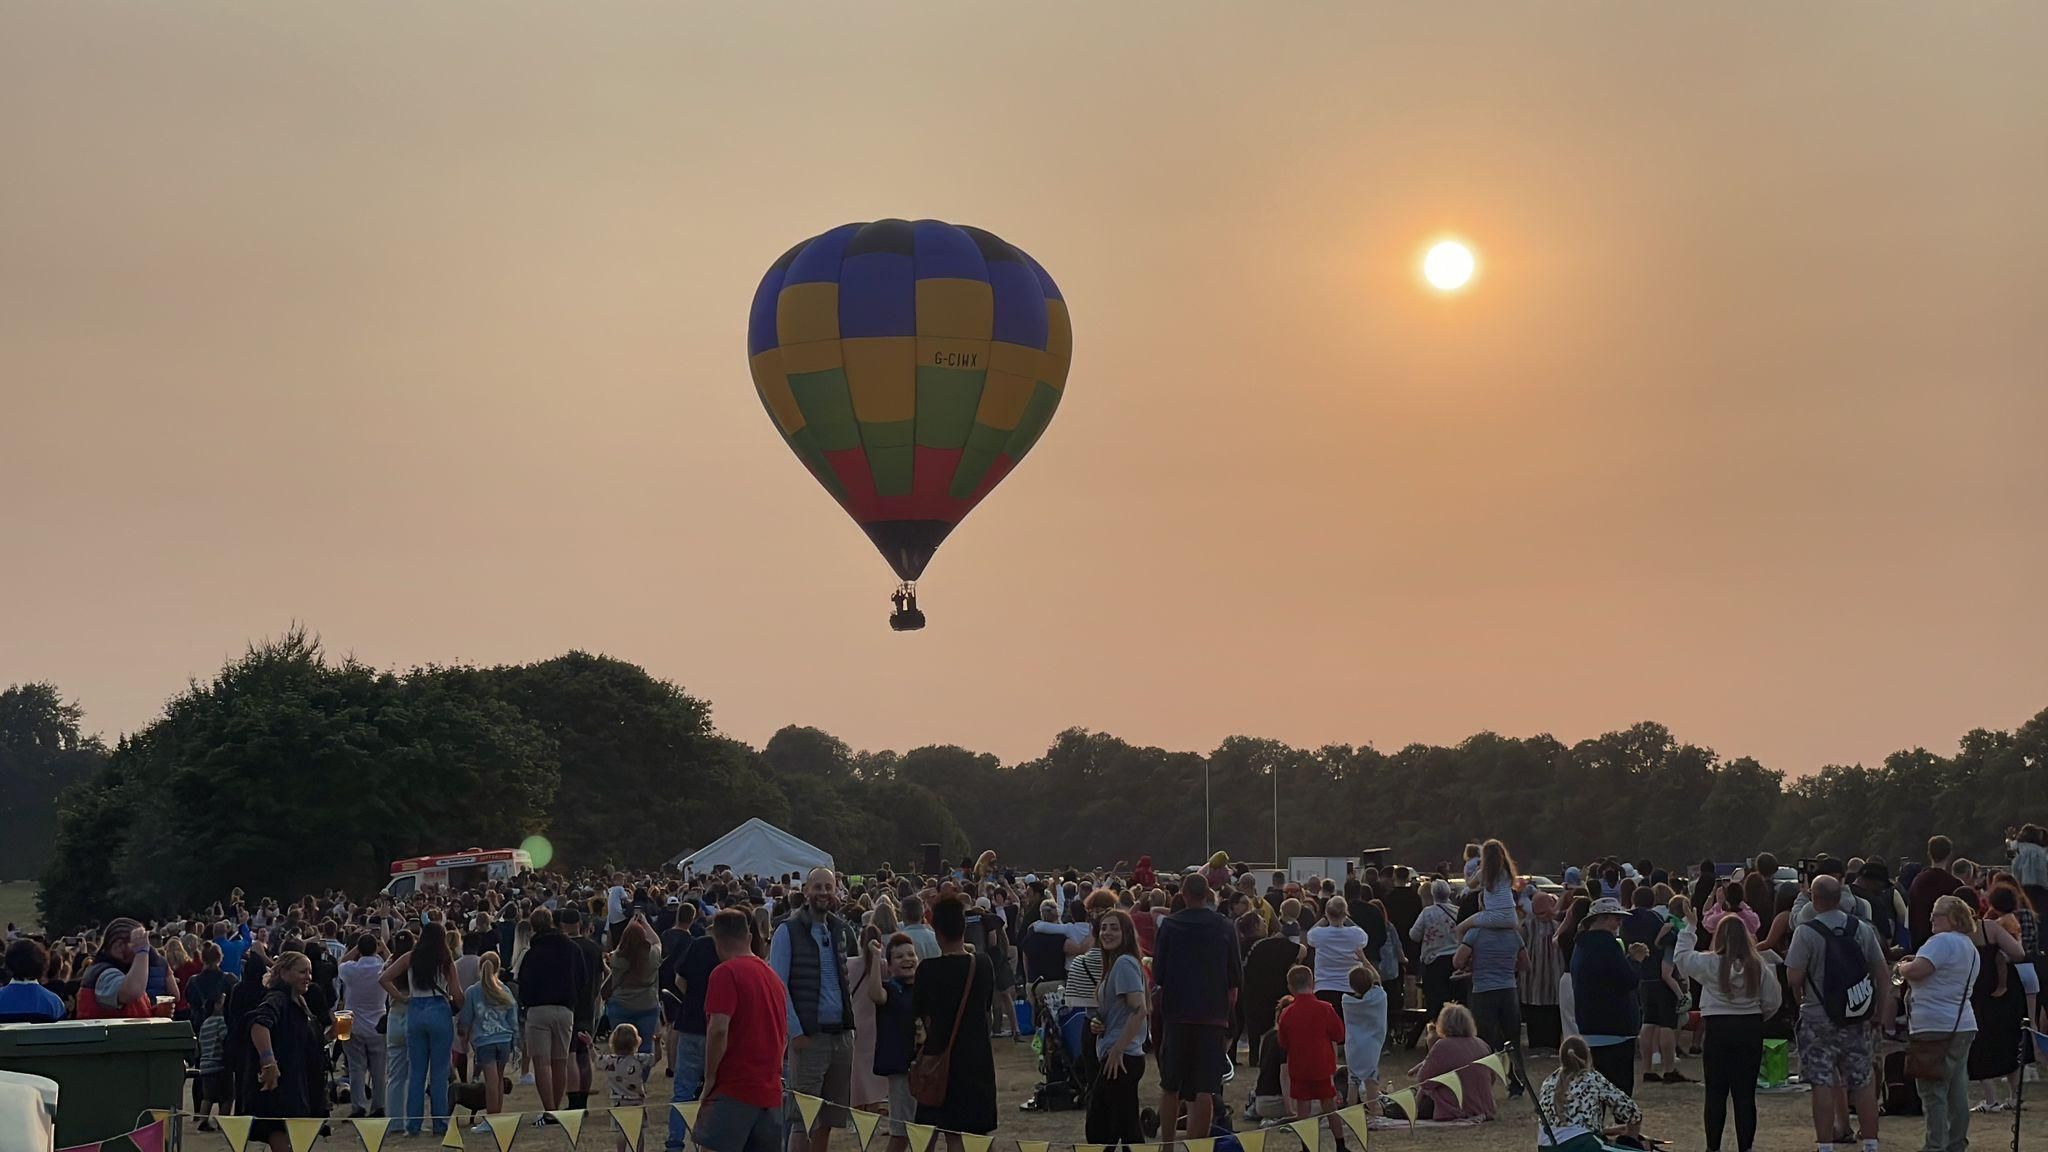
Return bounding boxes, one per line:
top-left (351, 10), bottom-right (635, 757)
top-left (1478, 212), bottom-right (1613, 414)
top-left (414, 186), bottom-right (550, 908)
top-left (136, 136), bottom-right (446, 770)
top-left (5, 4), bottom-right (2046, 774)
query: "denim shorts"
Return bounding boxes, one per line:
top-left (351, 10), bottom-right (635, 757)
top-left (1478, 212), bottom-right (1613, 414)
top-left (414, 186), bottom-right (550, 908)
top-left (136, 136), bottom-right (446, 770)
top-left (473, 1041), bottom-right (512, 1069)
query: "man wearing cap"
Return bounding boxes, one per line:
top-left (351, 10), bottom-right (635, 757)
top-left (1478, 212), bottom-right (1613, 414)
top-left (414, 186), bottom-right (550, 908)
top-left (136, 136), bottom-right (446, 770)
top-left (1570, 897), bottom-right (1650, 1094)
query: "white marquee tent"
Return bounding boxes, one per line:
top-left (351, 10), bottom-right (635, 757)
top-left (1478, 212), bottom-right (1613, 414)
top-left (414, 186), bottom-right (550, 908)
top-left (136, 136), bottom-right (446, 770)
top-left (667, 817), bottom-right (834, 879)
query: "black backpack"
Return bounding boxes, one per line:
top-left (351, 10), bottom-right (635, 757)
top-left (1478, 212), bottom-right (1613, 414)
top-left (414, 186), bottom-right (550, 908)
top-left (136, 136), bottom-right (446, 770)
top-left (1801, 914), bottom-right (1875, 1024)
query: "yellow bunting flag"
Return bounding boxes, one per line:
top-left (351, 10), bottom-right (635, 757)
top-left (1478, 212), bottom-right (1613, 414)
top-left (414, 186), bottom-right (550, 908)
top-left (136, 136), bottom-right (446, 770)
top-left (906, 1124), bottom-right (937, 1152)
top-left (486, 1112), bottom-right (524, 1152)
top-left (958, 1134), bottom-right (992, 1152)
top-left (1385, 1088), bottom-right (1418, 1126)
top-left (1236, 1130), bottom-right (1267, 1152)
top-left (440, 1121), bottom-right (467, 1149)
top-left (1475, 1052), bottom-right (1509, 1082)
top-left (216, 1115), bottom-right (255, 1152)
top-left (549, 1111), bottom-right (586, 1145)
top-left (351, 1117), bottom-right (392, 1152)
top-left (1337, 1105), bottom-right (1370, 1148)
top-left (1017, 1142), bottom-right (1050, 1152)
top-left (1182, 1138), bottom-right (1216, 1152)
top-left (794, 1093), bottom-right (825, 1133)
top-left (285, 1117), bottom-right (325, 1152)
top-left (615, 1106), bottom-right (646, 1152)
top-left (848, 1109), bottom-right (883, 1148)
top-left (1075, 1145), bottom-right (1103, 1152)
top-left (1429, 1070), bottom-right (1465, 1106)
top-left (148, 1110), bottom-right (171, 1124)
top-left (1288, 1117), bottom-right (1321, 1151)
top-left (674, 1101), bottom-right (702, 1130)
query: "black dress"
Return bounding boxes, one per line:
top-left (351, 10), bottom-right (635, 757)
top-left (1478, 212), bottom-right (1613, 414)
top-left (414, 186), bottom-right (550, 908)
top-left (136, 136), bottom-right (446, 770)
top-left (912, 951), bottom-right (998, 1135)
top-left (1968, 926), bottom-right (2023, 1081)
top-left (240, 989), bottom-right (327, 1138)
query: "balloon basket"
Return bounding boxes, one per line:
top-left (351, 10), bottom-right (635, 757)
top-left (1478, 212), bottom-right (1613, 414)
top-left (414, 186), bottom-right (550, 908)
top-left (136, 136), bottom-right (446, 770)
top-left (889, 583), bottom-right (926, 631)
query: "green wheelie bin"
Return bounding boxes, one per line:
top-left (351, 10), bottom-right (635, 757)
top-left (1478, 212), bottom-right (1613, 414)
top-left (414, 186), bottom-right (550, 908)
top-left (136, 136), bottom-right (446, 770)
top-left (0, 1018), bottom-right (194, 1145)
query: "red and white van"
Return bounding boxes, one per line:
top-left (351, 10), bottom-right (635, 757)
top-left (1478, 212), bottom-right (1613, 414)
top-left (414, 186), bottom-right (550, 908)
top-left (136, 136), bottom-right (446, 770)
top-left (382, 847), bottom-right (533, 899)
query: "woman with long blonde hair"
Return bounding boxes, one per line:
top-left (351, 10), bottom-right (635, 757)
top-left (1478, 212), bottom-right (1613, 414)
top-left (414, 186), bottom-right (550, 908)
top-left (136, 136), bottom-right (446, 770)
top-left (459, 952), bottom-right (518, 1121)
top-left (1675, 902), bottom-right (1781, 1152)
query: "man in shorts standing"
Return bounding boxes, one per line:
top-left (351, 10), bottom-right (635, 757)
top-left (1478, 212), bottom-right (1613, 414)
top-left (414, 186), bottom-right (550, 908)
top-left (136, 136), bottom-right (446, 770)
top-left (1786, 876), bottom-right (1890, 1152)
top-left (515, 908), bottom-right (585, 1116)
top-left (1152, 873), bottom-right (1242, 1143)
top-left (700, 910), bottom-right (790, 1152)
top-left (770, 867), bottom-right (857, 1152)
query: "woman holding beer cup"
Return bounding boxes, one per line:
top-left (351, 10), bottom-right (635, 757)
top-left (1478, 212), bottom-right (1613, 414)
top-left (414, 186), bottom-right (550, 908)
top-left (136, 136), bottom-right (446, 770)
top-left (244, 951), bottom-right (328, 1152)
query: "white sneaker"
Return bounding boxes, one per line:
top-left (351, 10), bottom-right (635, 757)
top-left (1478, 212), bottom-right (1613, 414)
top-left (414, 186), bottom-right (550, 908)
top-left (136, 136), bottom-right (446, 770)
top-left (519, 1073), bottom-right (536, 1085)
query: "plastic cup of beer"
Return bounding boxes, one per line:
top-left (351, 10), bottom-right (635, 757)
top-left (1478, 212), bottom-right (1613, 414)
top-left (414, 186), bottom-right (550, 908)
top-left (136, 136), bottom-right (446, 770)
top-left (334, 1010), bottom-right (353, 1042)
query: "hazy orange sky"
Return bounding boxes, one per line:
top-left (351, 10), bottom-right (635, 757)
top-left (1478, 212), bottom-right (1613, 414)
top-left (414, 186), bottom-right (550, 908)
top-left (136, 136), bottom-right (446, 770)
top-left (6, 5), bottom-right (2046, 776)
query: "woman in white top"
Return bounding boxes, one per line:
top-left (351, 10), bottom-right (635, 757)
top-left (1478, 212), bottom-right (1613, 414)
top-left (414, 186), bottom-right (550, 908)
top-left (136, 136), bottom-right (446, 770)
top-left (1674, 904), bottom-right (1782, 1152)
top-left (1305, 896), bottom-right (1369, 1007)
top-left (1897, 894), bottom-right (1984, 1152)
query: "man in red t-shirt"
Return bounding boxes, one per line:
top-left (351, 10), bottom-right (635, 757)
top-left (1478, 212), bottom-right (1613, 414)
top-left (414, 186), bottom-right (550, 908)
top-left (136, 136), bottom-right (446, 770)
top-left (699, 910), bottom-right (790, 1152)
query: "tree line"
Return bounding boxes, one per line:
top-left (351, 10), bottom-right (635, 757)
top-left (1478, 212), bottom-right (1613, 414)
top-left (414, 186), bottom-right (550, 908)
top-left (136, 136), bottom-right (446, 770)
top-left (9, 631), bottom-right (2044, 930)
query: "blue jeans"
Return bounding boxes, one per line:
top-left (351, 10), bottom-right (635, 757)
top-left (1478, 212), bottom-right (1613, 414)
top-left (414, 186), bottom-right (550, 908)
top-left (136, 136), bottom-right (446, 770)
top-left (665, 1032), bottom-right (707, 1151)
top-left (608, 1001), bottom-right (660, 1053)
top-left (404, 996), bottom-right (454, 1135)
top-left (384, 1001), bottom-right (409, 1121)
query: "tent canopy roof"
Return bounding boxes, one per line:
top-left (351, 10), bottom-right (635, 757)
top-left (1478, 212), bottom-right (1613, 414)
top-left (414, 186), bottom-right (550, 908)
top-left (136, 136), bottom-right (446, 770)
top-left (668, 817), bottom-right (834, 878)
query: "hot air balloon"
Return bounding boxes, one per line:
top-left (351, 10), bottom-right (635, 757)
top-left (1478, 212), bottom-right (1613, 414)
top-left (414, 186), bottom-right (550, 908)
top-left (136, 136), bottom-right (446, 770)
top-left (747, 220), bottom-right (1072, 630)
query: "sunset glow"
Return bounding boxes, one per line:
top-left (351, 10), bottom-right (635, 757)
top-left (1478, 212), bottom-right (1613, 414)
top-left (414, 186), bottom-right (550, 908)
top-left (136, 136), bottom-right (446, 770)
top-left (1423, 240), bottom-right (1476, 291)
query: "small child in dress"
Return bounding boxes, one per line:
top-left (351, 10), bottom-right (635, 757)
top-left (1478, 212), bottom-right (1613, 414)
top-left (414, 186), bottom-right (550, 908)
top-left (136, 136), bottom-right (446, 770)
top-left (598, 1023), bottom-right (658, 1152)
top-left (1274, 966), bottom-right (1349, 1152)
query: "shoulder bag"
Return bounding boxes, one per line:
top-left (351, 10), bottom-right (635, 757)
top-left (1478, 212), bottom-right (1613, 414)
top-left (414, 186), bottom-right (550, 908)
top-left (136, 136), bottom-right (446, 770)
top-left (1904, 948), bottom-right (1972, 1081)
top-left (909, 954), bottom-right (978, 1108)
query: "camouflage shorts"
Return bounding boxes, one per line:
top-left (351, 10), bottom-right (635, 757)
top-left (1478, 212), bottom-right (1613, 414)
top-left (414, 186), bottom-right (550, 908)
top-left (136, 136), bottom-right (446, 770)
top-left (1797, 1013), bottom-right (1873, 1088)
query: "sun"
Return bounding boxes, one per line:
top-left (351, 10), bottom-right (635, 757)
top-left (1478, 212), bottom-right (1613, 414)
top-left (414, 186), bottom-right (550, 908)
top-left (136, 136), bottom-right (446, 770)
top-left (1423, 240), bottom-right (1476, 292)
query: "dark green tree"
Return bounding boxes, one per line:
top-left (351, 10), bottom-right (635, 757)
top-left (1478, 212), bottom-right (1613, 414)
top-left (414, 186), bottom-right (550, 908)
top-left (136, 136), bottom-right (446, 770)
top-left (0, 682), bottom-right (108, 880)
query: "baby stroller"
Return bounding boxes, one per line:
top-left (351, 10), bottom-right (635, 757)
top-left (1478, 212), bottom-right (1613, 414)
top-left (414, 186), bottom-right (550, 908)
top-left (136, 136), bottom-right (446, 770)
top-left (1019, 988), bottom-right (1086, 1112)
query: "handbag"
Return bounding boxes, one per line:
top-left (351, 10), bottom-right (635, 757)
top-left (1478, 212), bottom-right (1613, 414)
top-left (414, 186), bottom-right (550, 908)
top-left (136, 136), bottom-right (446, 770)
top-left (1904, 979), bottom-right (1968, 1081)
top-left (909, 955), bottom-right (978, 1108)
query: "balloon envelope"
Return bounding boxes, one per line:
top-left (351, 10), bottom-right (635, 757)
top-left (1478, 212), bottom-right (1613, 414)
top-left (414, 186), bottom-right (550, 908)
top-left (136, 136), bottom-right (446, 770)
top-left (747, 220), bottom-right (1072, 582)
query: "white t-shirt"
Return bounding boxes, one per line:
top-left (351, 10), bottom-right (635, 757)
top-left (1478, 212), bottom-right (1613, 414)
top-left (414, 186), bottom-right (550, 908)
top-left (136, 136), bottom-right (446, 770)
top-left (1306, 923), bottom-right (1370, 993)
top-left (1033, 921), bottom-right (1093, 945)
top-left (1908, 931), bottom-right (1981, 1035)
top-left (337, 957), bottom-right (389, 1028)
top-left (605, 886), bottom-right (629, 924)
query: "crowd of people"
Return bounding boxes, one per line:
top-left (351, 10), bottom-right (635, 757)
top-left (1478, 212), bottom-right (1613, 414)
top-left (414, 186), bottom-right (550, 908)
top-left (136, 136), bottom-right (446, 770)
top-left (4, 823), bottom-right (2048, 1152)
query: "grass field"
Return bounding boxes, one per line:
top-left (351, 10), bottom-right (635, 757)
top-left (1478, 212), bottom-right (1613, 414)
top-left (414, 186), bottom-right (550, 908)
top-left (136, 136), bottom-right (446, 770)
top-left (0, 880), bottom-right (38, 933)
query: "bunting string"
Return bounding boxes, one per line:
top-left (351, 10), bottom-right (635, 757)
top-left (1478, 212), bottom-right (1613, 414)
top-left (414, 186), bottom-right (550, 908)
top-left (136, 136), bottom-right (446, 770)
top-left (121, 1047), bottom-right (1514, 1152)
